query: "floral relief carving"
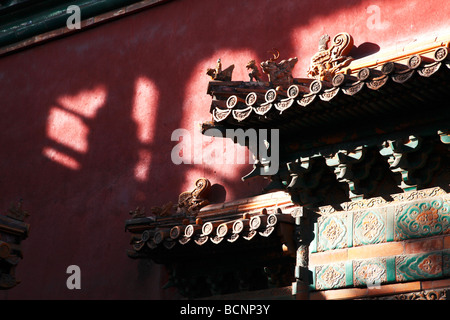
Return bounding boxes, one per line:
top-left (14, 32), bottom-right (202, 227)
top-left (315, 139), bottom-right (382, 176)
top-left (395, 198), bottom-right (450, 240)
top-left (315, 264), bottom-right (346, 290)
top-left (395, 290), bottom-right (448, 300)
top-left (368, 289), bottom-right (448, 300)
top-left (353, 259), bottom-right (387, 286)
top-left (418, 256), bottom-right (442, 275)
top-left (323, 219), bottom-right (341, 242)
top-left (396, 253), bottom-right (442, 281)
top-left (318, 215), bottom-right (347, 251)
top-left (354, 210), bottom-right (385, 246)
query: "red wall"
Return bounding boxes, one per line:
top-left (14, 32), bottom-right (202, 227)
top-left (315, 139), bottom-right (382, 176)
top-left (0, 0), bottom-right (448, 299)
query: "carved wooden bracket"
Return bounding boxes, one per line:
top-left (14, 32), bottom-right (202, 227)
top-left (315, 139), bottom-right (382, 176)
top-left (325, 146), bottom-right (384, 200)
top-left (285, 157), bottom-right (330, 206)
top-left (378, 136), bottom-right (440, 192)
top-left (263, 129), bottom-right (448, 207)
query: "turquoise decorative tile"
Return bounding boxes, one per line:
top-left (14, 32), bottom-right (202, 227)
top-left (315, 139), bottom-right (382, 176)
top-left (345, 261), bottom-right (353, 287)
top-left (394, 198), bottom-right (450, 241)
top-left (317, 214), bottom-right (347, 251)
top-left (309, 222), bottom-right (318, 253)
top-left (386, 256), bottom-right (396, 283)
top-left (353, 258), bottom-right (387, 287)
top-left (315, 263), bottom-right (346, 290)
top-left (347, 212), bottom-right (353, 248)
top-left (385, 205), bottom-right (395, 242)
top-left (353, 209), bottom-right (386, 246)
top-left (396, 252), bottom-right (443, 282)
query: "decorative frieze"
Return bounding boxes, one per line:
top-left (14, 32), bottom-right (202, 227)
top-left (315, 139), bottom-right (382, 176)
top-left (317, 214), bottom-right (348, 251)
top-left (353, 258), bottom-right (387, 287)
top-left (394, 198), bottom-right (450, 240)
top-left (315, 263), bottom-right (346, 290)
top-left (383, 289), bottom-right (449, 300)
top-left (309, 189), bottom-right (450, 292)
top-left (311, 250), bottom-right (450, 291)
top-left (312, 191), bottom-right (450, 254)
top-left (353, 209), bottom-right (386, 246)
top-left (396, 252), bottom-right (443, 282)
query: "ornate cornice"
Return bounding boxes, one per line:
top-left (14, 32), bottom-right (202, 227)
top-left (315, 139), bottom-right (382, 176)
top-left (125, 183), bottom-right (303, 298)
top-left (205, 32), bottom-right (450, 128)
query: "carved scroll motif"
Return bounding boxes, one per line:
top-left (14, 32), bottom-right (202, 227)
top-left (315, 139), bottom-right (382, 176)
top-left (139, 178), bottom-right (211, 219)
top-left (307, 32), bottom-right (354, 82)
top-left (176, 178), bottom-right (211, 217)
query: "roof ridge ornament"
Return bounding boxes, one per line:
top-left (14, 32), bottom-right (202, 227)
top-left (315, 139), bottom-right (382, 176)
top-left (260, 49), bottom-right (298, 90)
top-left (318, 34), bottom-right (331, 51)
top-left (307, 32), bottom-right (354, 82)
top-left (206, 58), bottom-right (235, 81)
top-left (176, 177), bottom-right (211, 217)
top-left (246, 59), bottom-right (262, 82)
top-left (132, 178), bottom-right (212, 220)
top-left (6, 199), bottom-right (29, 221)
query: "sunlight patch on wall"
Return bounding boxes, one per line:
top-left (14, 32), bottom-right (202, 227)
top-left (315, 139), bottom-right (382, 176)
top-left (134, 149), bottom-right (152, 182)
top-left (57, 86), bottom-right (107, 119)
top-left (132, 77), bottom-right (159, 182)
top-left (43, 85), bottom-right (107, 170)
top-left (42, 147), bottom-right (81, 170)
top-left (47, 107), bottom-right (89, 153)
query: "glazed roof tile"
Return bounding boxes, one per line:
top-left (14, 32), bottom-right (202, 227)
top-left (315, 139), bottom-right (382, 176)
top-left (205, 42), bottom-right (450, 133)
top-left (125, 191), bottom-right (296, 254)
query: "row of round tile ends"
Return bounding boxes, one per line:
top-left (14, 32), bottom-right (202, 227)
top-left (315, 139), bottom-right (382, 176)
top-left (213, 47), bottom-right (450, 122)
top-left (133, 212), bottom-right (280, 251)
